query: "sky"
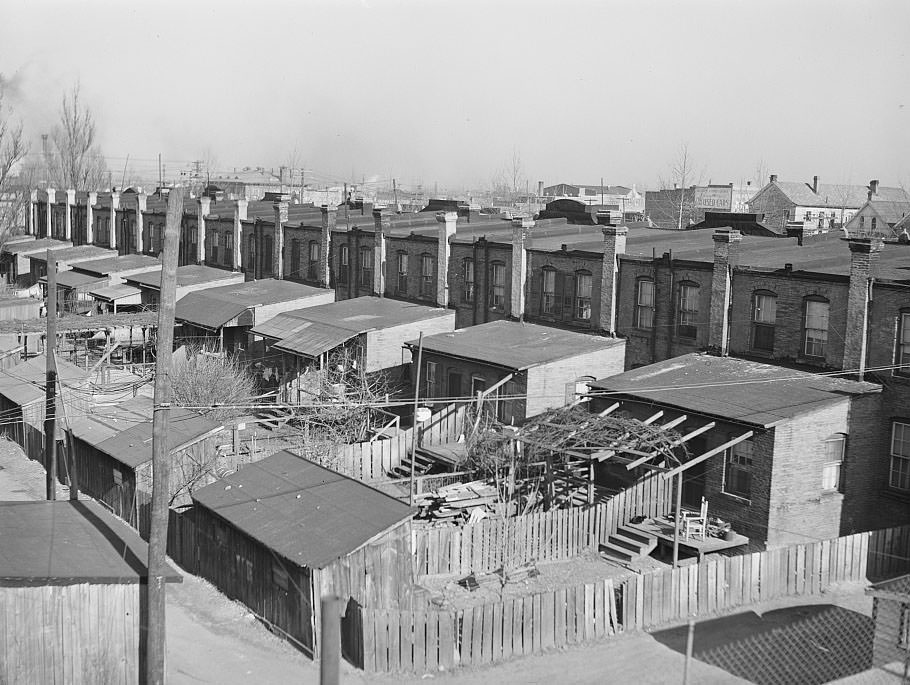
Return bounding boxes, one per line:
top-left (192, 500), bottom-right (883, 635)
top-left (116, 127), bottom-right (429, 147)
top-left (1, 0), bottom-right (908, 194)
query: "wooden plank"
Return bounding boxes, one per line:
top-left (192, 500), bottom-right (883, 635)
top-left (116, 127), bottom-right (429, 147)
top-left (584, 583), bottom-right (595, 641)
top-left (565, 585), bottom-right (577, 643)
top-left (388, 610), bottom-right (400, 672)
top-left (425, 611), bottom-right (438, 673)
top-left (541, 590), bottom-right (556, 648)
top-left (472, 605), bottom-right (484, 665)
top-left (554, 588), bottom-right (567, 647)
top-left (491, 601), bottom-right (503, 663)
top-left (460, 609), bottom-right (473, 667)
top-left (512, 597), bottom-right (524, 656)
top-left (523, 595), bottom-right (534, 656)
top-left (594, 579), bottom-right (605, 637)
top-left (374, 609), bottom-right (389, 672)
top-left (532, 592), bottom-right (543, 653)
top-left (440, 611), bottom-right (455, 670)
top-left (399, 610), bottom-right (413, 671)
top-left (502, 599), bottom-right (514, 661)
top-left (412, 612), bottom-right (426, 674)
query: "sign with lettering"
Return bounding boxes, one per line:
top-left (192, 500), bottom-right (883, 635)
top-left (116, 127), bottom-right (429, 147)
top-left (694, 186), bottom-right (733, 211)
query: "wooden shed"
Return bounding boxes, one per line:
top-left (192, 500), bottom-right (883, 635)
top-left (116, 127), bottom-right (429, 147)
top-left (172, 450), bottom-right (414, 657)
top-left (0, 500), bottom-right (180, 684)
top-left (866, 574), bottom-right (910, 672)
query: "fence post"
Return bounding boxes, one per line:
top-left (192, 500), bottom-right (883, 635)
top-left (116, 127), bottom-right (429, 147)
top-left (320, 595), bottom-right (342, 685)
top-left (682, 619), bottom-right (695, 685)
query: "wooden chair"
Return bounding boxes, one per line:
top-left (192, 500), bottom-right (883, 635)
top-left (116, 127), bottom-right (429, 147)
top-left (681, 497), bottom-right (708, 541)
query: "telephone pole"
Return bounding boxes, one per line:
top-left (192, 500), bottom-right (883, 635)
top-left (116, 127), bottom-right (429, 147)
top-left (144, 187), bottom-right (184, 684)
top-left (44, 250), bottom-right (57, 501)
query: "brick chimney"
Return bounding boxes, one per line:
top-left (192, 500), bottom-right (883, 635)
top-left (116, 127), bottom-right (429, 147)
top-left (436, 211), bottom-right (457, 307)
top-left (45, 188), bottom-right (55, 239)
top-left (232, 199), bottom-right (247, 271)
top-left (599, 226), bottom-right (628, 335)
top-left (86, 192), bottom-right (97, 244)
top-left (273, 200), bottom-right (288, 279)
top-left (842, 237), bottom-right (883, 379)
top-left (511, 217), bottom-right (534, 318)
top-left (708, 229), bottom-right (742, 355)
top-left (372, 208), bottom-right (390, 296)
top-left (769, 174), bottom-right (777, 184)
top-left (319, 205), bottom-right (336, 287)
top-left (135, 193), bottom-right (147, 253)
top-left (109, 191), bottom-right (120, 250)
top-left (812, 175), bottom-right (819, 194)
top-left (64, 189), bottom-right (75, 240)
top-left (197, 196), bottom-right (211, 264)
top-left (28, 189), bottom-right (38, 235)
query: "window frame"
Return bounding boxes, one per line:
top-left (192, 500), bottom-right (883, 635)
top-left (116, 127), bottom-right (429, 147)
top-left (890, 421), bottom-right (910, 492)
top-left (489, 262), bottom-right (506, 312)
top-left (424, 360), bottom-right (437, 396)
top-left (723, 439), bottom-right (754, 501)
top-left (462, 258), bottom-right (475, 304)
top-left (574, 271), bottom-right (593, 321)
top-left (896, 311), bottom-right (910, 377)
top-left (822, 434), bottom-right (846, 493)
top-left (676, 281), bottom-right (700, 340)
top-left (420, 253), bottom-right (434, 298)
top-left (751, 291), bottom-right (777, 353)
top-left (338, 244), bottom-right (349, 284)
top-left (307, 240), bottom-right (320, 281)
top-left (635, 278), bottom-right (655, 329)
top-left (542, 267), bottom-right (557, 315)
top-left (359, 246), bottom-right (373, 288)
top-left (803, 297), bottom-right (830, 358)
top-left (396, 251), bottom-right (409, 294)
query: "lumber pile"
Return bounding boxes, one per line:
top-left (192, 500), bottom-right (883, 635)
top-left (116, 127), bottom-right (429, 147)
top-left (415, 480), bottom-right (499, 521)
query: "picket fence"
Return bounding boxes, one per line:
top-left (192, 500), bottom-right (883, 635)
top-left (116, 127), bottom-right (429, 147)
top-left (413, 472), bottom-right (672, 576)
top-left (332, 403), bottom-right (466, 481)
top-left (342, 577), bottom-right (621, 672)
top-left (346, 524), bottom-right (910, 674)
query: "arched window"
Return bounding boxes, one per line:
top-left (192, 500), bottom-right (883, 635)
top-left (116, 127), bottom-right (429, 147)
top-left (676, 281), bottom-right (699, 339)
top-left (635, 278), bottom-right (655, 329)
top-left (574, 271), bottom-right (592, 320)
top-left (803, 296), bottom-right (829, 358)
top-left (751, 290), bottom-right (777, 353)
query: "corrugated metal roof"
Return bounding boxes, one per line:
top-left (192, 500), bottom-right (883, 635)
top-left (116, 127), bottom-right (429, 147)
top-left (93, 407), bottom-right (223, 469)
top-left (0, 500), bottom-right (180, 583)
top-left (589, 353), bottom-right (880, 428)
top-left (272, 321), bottom-right (357, 358)
top-left (408, 320), bottom-right (624, 371)
top-left (176, 298), bottom-right (248, 331)
top-left (250, 312), bottom-right (313, 340)
top-left (192, 450), bottom-right (412, 569)
top-left (89, 283), bottom-right (142, 301)
top-left (0, 355), bottom-right (88, 407)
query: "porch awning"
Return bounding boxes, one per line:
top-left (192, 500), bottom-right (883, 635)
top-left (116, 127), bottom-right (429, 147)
top-left (271, 321), bottom-right (356, 359)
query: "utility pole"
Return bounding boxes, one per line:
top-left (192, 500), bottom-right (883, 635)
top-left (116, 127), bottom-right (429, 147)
top-left (393, 178), bottom-right (399, 211)
top-left (409, 332), bottom-right (424, 507)
top-left (44, 251), bottom-right (57, 501)
top-left (144, 187), bottom-right (184, 685)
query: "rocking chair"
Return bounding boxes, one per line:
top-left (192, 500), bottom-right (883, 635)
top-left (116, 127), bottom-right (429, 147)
top-left (681, 497), bottom-right (708, 541)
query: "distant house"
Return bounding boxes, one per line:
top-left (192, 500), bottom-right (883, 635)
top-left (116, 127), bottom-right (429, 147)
top-left (0, 237), bottom-right (71, 287)
top-left (184, 450), bottom-right (413, 656)
top-left (40, 254), bottom-right (159, 314)
top-left (407, 320), bottom-right (626, 423)
top-left (747, 175), bottom-right (909, 235)
top-left (27, 244), bottom-right (117, 287)
top-left (67, 394), bottom-right (224, 533)
top-left (251, 296), bottom-right (455, 402)
top-left (542, 183), bottom-right (645, 218)
top-left (175, 278), bottom-right (335, 354)
top-left (0, 500), bottom-right (180, 685)
top-left (844, 199), bottom-right (910, 238)
top-left (866, 574), bottom-right (910, 671)
top-left (588, 353), bottom-right (882, 549)
top-left (123, 264), bottom-right (244, 306)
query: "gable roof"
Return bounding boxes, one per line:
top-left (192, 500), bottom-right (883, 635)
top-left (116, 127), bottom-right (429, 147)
top-left (0, 500), bottom-right (180, 585)
top-left (192, 450), bottom-right (412, 569)
top-left (408, 320), bottom-right (624, 371)
top-left (589, 353), bottom-right (880, 428)
top-left (771, 181), bottom-right (908, 209)
top-left (0, 355), bottom-right (88, 407)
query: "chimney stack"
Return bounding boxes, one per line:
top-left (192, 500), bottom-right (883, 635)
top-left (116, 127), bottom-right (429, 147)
top-left (319, 205), bottom-right (336, 288)
top-left (842, 237), bottom-right (883, 379)
top-left (600, 226), bottom-right (628, 335)
top-left (510, 217), bottom-right (534, 319)
top-left (197, 196), bottom-right (211, 264)
top-left (273, 200), bottom-right (288, 279)
top-left (45, 188), bottom-right (55, 239)
top-left (769, 174), bottom-right (778, 184)
top-left (135, 192), bottom-right (147, 253)
top-left (869, 179), bottom-right (880, 196)
top-left (812, 176), bottom-right (819, 194)
top-left (537, 180), bottom-right (544, 198)
top-left (372, 208), bottom-right (390, 296)
top-left (109, 191), bottom-right (120, 250)
top-left (86, 192), bottom-right (97, 244)
top-left (233, 199), bottom-right (248, 272)
top-left (708, 229), bottom-right (742, 355)
top-left (64, 189), bottom-right (75, 241)
top-left (436, 211), bottom-right (457, 308)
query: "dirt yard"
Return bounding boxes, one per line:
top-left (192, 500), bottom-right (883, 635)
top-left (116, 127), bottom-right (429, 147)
top-left (418, 550), bottom-right (668, 611)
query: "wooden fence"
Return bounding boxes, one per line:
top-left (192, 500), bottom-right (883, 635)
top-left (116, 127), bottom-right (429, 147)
top-left (332, 403), bottom-right (466, 481)
top-left (344, 577), bottom-right (621, 673)
top-left (413, 472), bottom-right (672, 576)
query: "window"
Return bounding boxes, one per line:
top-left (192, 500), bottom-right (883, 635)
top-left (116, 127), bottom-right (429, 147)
top-left (338, 244), bottom-right (349, 284)
top-left (803, 298), bottom-right (829, 357)
top-left (723, 439), bottom-right (754, 499)
top-left (462, 259), bottom-right (475, 303)
top-left (272, 563), bottom-right (289, 592)
top-left (209, 231), bottom-right (219, 263)
top-left (307, 241), bottom-right (320, 281)
top-left (751, 291), bottom-right (777, 353)
top-left (542, 268), bottom-right (556, 314)
top-left (900, 604), bottom-right (910, 649)
top-left (575, 271), bottom-right (592, 320)
top-left (677, 282), bottom-right (699, 339)
top-left (859, 216), bottom-right (865, 230)
top-left (636, 279), bottom-right (655, 329)
top-left (489, 262), bottom-right (505, 311)
top-left (223, 232), bottom-right (233, 265)
top-left (471, 376), bottom-right (487, 396)
top-left (890, 422), bottom-right (910, 491)
top-left (897, 313), bottom-right (910, 375)
top-left (424, 361), bottom-right (437, 396)
top-left (261, 234), bottom-right (273, 275)
top-left (420, 254), bottom-right (434, 297)
top-left (396, 252), bottom-right (409, 293)
top-left (822, 435), bottom-right (846, 492)
top-left (359, 246), bottom-right (372, 287)
top-left (871, 217), bottom-right (877, 231)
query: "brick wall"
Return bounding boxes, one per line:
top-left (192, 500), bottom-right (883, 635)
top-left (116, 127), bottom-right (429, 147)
top-left (332, 228), bottom-right (376, 300)
top-left (526, 343), bottom-right (626, 417)
top-left (525, 249), bottom-right (604, 332)
top-left (448, 240), bottom-right (512, 328)
top-left (385, 234), bottom-right (439, 305)
top-left (746, 184), bottom-right (795, 233)
top-left (364, 312), bottom-right (456, 374)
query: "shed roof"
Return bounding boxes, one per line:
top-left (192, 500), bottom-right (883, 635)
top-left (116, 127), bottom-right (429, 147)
top-left (91, 407), bottom-right (223, 469)
top-left (89, 283), bottom-right (142, 302)
top-left (271, 321), bottom-right (358, 358)
top-left (70, 254), bottom-right (160, 277)
top-left (28, 245), bottom-right (117, 264)
top-left (47, 270), bottom-right (105, 290)
top-left (408, 320), bottom-right (624, 371)
top-left (588, 353), bottom-right (880, 428)
top-left (67, 395), bottom-right (156, 446)
top-left (175, 279), bottom-right (331, 330)
top-left (0, 500), bottom-right (180, 585)
top-left (192, 450), bottom-right (412, 569)
top-left (125, 264), bottom-right (234, 290)
top-left (2, 238), bottom-right (71, 255)
top-left (0, 354), bottom-right (88, 407)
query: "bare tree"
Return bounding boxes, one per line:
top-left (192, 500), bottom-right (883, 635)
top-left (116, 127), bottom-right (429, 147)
top-left (170, 346), bottom-right (258, 423)
top-left (657, 143), bottom-right (704, 230)
top-left (48, 84), bottom-right (108, 191)
top-left (0, 81), bottom-right (28, 250)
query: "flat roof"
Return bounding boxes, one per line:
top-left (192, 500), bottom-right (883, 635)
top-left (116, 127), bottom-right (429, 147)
top-left (192, 450), bottom-right (412, 569)
top-left (70, 253), bottom-right (160, 276)
top-left (2, 238), bottom-right (71, 255)
top-left (89, 283), bottom-right (142, 301)
top-left (28, 245), bottom-right (117, 263)
top-left (46, 270), bottom-right (106, 289)
top-left (0, 500), bottom-right (180, 585)
top-left (125, 264), bottom-right (235, 290)
top-left (68, 395), bottom-right (156, 445)
top-left (0, 354), bottom-right (88, 407)
top-left (408, 320), bottom-right (624, 371)
top-left (589, 353), bottom-right (880, 428)
top-left (175, 279), bottom-right (332, 330)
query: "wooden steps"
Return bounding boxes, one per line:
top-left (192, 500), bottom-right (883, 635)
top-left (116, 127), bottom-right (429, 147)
top-left (600, 524), bottom-right (658, 563)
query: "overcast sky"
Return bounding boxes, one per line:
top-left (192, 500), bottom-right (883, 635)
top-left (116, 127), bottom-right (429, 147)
top-left (1, 0), bottom-right (908, 192)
